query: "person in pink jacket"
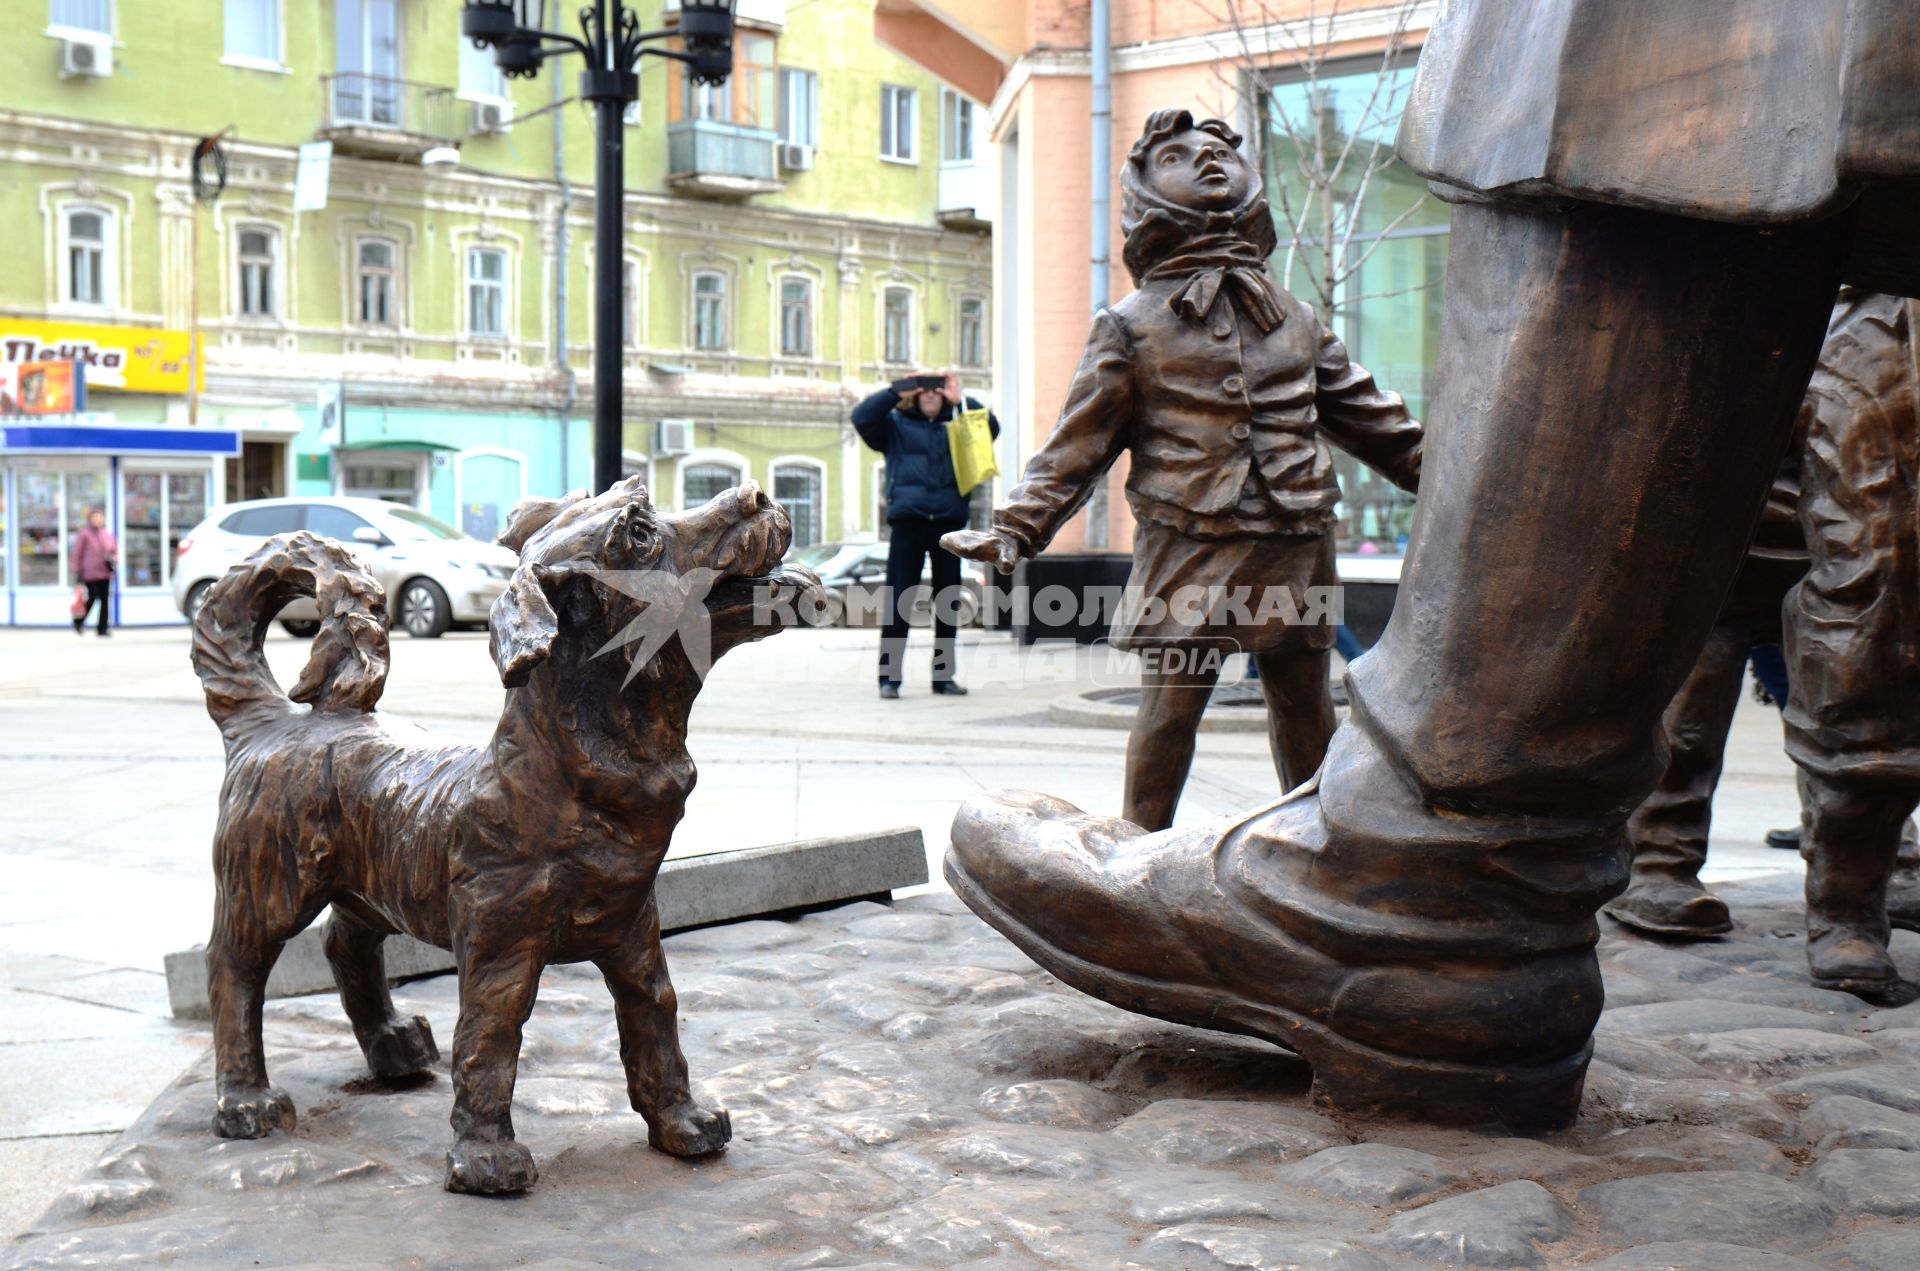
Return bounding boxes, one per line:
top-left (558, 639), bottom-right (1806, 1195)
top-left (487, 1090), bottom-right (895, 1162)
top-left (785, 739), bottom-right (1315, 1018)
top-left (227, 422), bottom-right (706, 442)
top-left (71, 507), bottom-right (115, 637)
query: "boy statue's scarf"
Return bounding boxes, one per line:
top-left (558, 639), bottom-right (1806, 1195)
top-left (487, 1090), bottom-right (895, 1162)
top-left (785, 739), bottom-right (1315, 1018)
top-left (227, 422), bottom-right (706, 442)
top-left (1120, 152), bottom-right (1285, 335)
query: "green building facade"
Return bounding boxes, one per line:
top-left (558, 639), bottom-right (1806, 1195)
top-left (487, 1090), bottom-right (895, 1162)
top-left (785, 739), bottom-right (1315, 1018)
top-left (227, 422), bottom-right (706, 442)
top-left (0, 0), bottom-right (993, 622)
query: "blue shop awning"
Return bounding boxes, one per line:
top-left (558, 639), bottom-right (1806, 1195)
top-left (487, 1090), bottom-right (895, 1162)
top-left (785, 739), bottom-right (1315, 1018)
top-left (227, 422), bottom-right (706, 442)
top-left (1, 421), bottom-right (241, 457)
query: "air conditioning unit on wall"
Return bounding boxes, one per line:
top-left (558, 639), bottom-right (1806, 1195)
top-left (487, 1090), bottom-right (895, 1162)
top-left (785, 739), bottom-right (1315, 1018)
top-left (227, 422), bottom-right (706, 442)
top-left (59, 34), bottom-right (113, 79)
top-left (654, 418), bottom-right (694, 457)
top-left (470, 99), bottom-right (513, 135)
top-left (778, 143), bottom-right (813, 172)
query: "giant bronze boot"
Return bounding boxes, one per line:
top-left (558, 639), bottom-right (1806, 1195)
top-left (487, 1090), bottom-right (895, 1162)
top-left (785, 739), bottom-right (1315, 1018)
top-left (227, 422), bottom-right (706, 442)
top-left (951, 197), bottom-right (1852, 1129)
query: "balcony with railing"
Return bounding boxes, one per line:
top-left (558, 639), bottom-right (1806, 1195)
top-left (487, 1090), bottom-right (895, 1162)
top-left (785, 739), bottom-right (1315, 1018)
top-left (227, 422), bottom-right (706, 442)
top-left (666, 120), bottom-right (785, 198)
top-left (320, 73), bottom-right (459, 159)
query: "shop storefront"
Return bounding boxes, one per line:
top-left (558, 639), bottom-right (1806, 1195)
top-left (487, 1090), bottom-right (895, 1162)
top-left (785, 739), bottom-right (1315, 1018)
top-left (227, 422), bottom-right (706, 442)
top-left (1, 420), bottom-right (238, 626)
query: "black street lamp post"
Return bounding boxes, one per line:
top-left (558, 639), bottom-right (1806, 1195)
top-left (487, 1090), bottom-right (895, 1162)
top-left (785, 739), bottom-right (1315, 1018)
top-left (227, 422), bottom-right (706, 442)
top-left (462, 1), bottom-right (736, 494)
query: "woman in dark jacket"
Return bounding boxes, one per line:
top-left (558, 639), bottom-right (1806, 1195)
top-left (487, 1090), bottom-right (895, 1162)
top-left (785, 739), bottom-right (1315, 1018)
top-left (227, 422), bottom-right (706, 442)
top-left (851, 372), bottom-right (1000, 698)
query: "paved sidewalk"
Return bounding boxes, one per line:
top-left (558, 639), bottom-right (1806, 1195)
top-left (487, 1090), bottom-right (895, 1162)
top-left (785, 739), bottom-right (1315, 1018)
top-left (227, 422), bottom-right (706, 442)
top-left (0, 622), bottom-right (1808, 1237)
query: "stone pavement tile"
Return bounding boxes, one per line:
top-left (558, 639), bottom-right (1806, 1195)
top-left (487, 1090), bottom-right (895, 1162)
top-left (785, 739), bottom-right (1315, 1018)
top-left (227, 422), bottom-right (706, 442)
top-left (1582, 1067), bottom-right (1801, 1143)
top-left (1776, 1063), bottom-right (1920, 1113)
top-left (1106, 1166), bottom-right (1352, 1226)
top-left (0, 1134), bottom-right (116, 1240)
top-left (1803, 1095), bottom-right (1920, 1153)
top-left (1377, 1180), bottom-right (1572, 1268)
top-left (1576, 1171), bottom-right (1836, 1252)
top-left (1128, 1225), bottom-right (1393, 1271)
top-left (1580, 1124), bottom-right (1795, 1176)
top-left (1803, 1148), bottom-right (1920, 1218)
top-left (1273, 1143), bottom-right (1466, 1207)
top-left (1872, 1030), bottom-right (1920, 1060)
top-left (3, 988), bottom-right (160, 1043)
top-left (1583, 1243), bottom-right (1825, 1271)
top-left (1667, 1027), bottom-right (1881, 1080)
top-left (1107, 1098), bottom-right (1339, 1166)
top-left (1821, 1228), bottom-right (1920, 1271)
top-left (0, 1032), bottom-right (208, 1139)
top-left (1596, 999), bottom-right (1851, 1040)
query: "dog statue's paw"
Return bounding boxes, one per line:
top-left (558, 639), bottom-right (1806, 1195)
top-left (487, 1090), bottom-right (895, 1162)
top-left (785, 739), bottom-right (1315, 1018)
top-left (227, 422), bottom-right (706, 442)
top-left (647, 1101), bottom-right (732, 1157)
top-left (444, 1137), bottom-right (538, 1195)
top-left (365, 1014), bottom-right (440, 1080)
top-left (212, 1086), bottom-right (297, 1139)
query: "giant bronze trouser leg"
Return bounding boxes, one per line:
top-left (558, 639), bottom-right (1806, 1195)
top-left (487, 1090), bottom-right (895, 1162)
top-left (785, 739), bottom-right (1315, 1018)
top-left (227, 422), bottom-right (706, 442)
top-left (1604, 621), bottom-right (1751, 937)
top-left (949, 198), bottom-right (1852, 1128)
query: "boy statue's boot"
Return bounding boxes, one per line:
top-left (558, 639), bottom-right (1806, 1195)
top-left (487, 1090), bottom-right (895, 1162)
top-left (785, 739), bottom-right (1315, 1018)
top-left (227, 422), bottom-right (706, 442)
top-left (1605, 623), bottom-right (1750, 937)
top-left (950, 198), bottom-right (1851, 1130)
top-left (1802, 771), bottom-right (1913, 994)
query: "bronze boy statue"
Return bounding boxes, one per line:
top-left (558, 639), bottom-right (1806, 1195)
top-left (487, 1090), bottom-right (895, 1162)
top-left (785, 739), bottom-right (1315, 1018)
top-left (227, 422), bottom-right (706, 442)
top-left (946, 109), bottom-right (1421, 830)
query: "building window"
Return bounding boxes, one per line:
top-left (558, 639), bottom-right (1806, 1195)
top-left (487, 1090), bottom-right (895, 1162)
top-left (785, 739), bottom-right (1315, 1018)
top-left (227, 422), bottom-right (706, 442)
top-left (458, 25), bottom-right (506, 99)
top-left (50, 0), bottom-right (110, 34)
top-left (941, 89), bottom-right (974, 163)
top-left (356, 237), bottom-right (397, 326)
top-left (779, 277), bottom-right (811, 358)
top-left (63, 207), bottom-right (110, 308)
top-left (880, 84), bottom-right (917, 163)
top-left (692, 270), bottom-right (727, 351)
top-left (883, 286), bottom-right (913, 365)
top-left (1268, 59), bottom-right (1442, 555)
top-left (224, 0), bottom-right (279, 64)
top-left (467, 245), bottom-right (506, 337)
top-left (122, 471), bottom-right (209, 589)
top-left (682, 461), bottom-right (742, 509)
top-left (958, 295), bottom-right (985, 368)
top-left (773, 463), bottom-right (823, 549)
top-left (676, 29), bottom-right (776, 128)
top-left (237, 226), bottom-right (277, 318)
top-left (779, 68), bottom-right (818, 147)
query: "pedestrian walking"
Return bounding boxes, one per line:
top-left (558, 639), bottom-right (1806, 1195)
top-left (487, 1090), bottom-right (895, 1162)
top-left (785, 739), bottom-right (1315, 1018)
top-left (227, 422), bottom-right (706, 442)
top-left (71, 506), bottom-right (115, 638)
top-left (851, 372), bottom-right (1000, 699)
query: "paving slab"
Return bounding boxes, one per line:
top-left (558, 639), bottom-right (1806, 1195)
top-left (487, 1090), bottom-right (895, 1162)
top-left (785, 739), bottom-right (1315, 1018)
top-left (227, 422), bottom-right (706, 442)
top-left (11, 884), bottom-right (1920, 1270)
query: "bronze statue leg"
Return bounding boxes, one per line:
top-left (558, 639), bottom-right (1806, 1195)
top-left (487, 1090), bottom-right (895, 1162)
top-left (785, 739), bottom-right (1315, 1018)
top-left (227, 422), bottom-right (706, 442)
top-left (1605, 621), bottom-right (1749, 937)
top-left (444, 931), bottom-right (544, 1195)
top-left (595, 901), bottom-right (731, 1157)
top-left (323, 910), bottom-right (440, 1081)
top-left (1251, 648), bottom-right (1336, 793)
top-left (207, 911), bottom-right (297, 1140)
top-left (1801, 771), bottom-right (1914, 992)
top-left (1123, 652), bottom-right (1223, 830)
top-left (948, 197), bottom-right (1852, 1131)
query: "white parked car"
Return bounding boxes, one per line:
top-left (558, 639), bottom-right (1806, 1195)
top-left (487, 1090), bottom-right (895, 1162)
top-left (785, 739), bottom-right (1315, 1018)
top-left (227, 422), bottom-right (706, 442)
top-left (173, 496), bottom-right (519, 638)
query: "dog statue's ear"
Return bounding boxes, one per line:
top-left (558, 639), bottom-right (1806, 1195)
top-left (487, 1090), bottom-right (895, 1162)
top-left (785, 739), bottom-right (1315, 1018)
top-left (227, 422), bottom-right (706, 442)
top-left (498, 490), bottom-right (586, 555)
top-left (490, 563), bottom-right (561, 688)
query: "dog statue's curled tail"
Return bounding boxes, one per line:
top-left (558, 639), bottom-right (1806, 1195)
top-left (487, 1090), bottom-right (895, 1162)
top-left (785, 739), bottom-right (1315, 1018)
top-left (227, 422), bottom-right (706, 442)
top-left (192, 531), bottom-right (391, 741)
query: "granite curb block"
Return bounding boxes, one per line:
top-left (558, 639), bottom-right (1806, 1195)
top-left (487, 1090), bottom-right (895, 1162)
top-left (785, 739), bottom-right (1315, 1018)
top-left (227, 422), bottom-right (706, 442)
top-left (162, 827), bottom-right (927, 1018)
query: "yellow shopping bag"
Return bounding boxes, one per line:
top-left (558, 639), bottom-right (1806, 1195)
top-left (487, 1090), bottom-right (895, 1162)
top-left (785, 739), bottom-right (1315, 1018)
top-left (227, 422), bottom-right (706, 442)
top-left (947, 405), bottom-right (999, 496)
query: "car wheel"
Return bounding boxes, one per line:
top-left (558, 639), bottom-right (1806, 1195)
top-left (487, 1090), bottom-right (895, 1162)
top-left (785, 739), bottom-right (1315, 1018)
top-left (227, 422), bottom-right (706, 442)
top-left (398, 578), bottom-right (452, 639)
top-left (280, 619), bottom-right (321, 638)
top-left (184, 581), bottom-right (213, 623)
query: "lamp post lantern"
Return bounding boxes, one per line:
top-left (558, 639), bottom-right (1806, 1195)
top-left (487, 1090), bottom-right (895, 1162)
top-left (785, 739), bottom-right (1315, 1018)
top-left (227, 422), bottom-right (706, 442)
top-left (463, 0), bottom-right (737, 494)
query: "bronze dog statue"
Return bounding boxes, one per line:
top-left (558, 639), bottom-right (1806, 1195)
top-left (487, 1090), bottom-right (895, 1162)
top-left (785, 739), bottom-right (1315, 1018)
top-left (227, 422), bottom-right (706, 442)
top-left (191, 477), bottom-right (815, 1194)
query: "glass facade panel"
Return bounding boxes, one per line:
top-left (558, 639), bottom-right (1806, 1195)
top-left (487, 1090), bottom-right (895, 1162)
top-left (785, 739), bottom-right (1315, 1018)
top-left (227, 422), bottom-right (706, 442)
top-left (18, 472), bottom-right (62, 587)
top-left (1266, 60), bottom-right (1442, 554)
top-left (123, 472), bottom-right (164, 587)
top-left (167, 473), bottom-right (207, 571)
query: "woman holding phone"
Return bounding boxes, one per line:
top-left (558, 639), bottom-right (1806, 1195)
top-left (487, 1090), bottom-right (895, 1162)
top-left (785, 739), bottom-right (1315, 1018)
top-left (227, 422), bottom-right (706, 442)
top-left (851, 372), bottom-right (1000, 698)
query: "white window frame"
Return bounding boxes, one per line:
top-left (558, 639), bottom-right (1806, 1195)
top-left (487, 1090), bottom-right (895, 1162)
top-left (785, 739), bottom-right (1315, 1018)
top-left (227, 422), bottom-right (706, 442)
top-left (59, 204), bottom-right (114, 312)
top-left (221, 0), bottom-right (286, 72)
top-left (234, 223), bottom-right (280, 320)
top-left (778, 274), bottom-right (813, 359)
top-left (880, 84), bottom-right (917, 164)
top-left (691, 269), bottom-right (729, 352)
top-left (882, 285), bottom-right (914, 366)
top-left (779, 67), bottom-right (819, 148)
top-left (770, 456), bottom-right (826, 549)
top-left (466, 244), bottom-right (509, 339)
top-left (623, 258), bottom-right (640, 348)
top-left (957, 293), bottom-right (986, 368)
top-left (48, 0), bottom-right (113, 38)
top-left (354, 235), bottom-right (399, 328)
top-left (677, 451), bottom-right (747, 512)
top-left (940, 88), bottom-right (975, 164)
top-left (457, 26), bottom-right (508, 103)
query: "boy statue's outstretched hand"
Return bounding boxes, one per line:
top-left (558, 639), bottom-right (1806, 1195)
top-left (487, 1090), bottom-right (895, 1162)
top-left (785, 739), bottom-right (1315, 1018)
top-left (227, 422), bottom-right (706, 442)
top-left (942, 528), bottom-right (1022, 575)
